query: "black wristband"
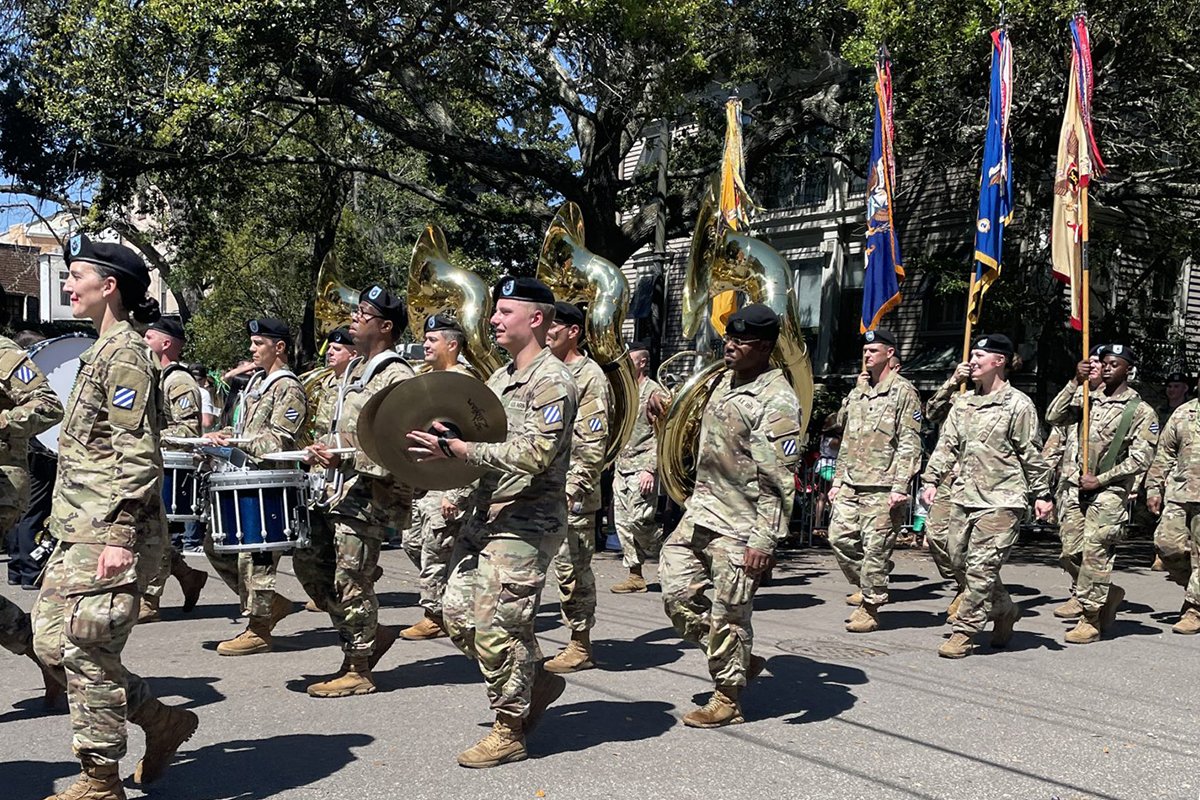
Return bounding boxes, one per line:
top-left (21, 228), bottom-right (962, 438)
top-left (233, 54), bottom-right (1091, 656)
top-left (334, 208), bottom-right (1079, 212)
top-left (437, 436), bottom-right (455, 458)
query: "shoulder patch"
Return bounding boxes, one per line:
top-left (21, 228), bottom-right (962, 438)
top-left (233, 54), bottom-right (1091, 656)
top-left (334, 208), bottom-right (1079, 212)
top-left (108, 363), bottom-right (152, 431)
top-left (913, 409), bottom-right (923, 422)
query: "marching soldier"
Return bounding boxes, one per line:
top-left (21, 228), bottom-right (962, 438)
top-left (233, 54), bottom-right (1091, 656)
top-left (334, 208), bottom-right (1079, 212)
top-left (0, 297), bottom-right (64, 707)
top-left (827, 329), bottom-right (922, 633)
top-left (399, 313), bottom-right (471, 640)
top-left (922, 360), bottom-right (972, 616)
top-left (1151, 370), bottom-right (1192, 578)
top-left (1045, 343), bottom-right (1158, 643)
top-left (139, 317), bottom-right (208, 622)
top-left (919, 334), bottom-right (1049, 659)
top-left (1145, 373), bottom-right (1200, 633)
top-left (203, 318), bottom-right (307, 656)
top-left (32, 235), bottom-right (197, 799)
top-left (294, 284), bottom-right (415, 696)
top-left (610, 341), bottom-right (668, 594)
top-left (408, 276), bottom-right (576, 768)
top-left (652, 304), bottom-right (801, 728)
top-left (542, 300), bottom-right (609, 673)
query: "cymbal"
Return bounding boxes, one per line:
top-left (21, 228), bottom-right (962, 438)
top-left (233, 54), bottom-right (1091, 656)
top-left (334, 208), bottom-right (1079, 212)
top-left (357, 371), bottom-right (507, 490)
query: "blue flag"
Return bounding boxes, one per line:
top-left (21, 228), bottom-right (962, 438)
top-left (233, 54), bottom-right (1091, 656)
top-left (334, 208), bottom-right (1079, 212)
top-left (861, 57), bottom-right (903, 333)
top-left (968, 30), bottom-right (1014, 325)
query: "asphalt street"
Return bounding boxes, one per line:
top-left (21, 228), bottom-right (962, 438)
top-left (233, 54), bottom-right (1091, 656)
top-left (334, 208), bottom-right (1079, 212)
top-left (3, 535), bottom-right (1196, 800)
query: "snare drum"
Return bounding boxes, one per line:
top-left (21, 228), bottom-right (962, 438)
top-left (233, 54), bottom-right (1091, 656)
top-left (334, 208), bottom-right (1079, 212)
top-left (161, 450), bottom-right (203, 522)
top-left (208, 469), bottom-right (311, 553)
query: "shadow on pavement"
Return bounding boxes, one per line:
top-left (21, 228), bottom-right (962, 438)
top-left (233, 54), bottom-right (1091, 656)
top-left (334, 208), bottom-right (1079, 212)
top-left (373, 651), bottom-right (483, 690)
top-left (739, 654), bottom-right (865, 725)
top-left (5, 759), bottom-right (78, 800)
top-left (591, 627), bottom-right (689, 672)
top-left (154, 733), bottom-right (374, 799)
top-left (754, 591), bottom-right (823, 612)
top-left (534, 699), bottom-right (676, 756)
top-left (143, 675), bottom-right (226, 710)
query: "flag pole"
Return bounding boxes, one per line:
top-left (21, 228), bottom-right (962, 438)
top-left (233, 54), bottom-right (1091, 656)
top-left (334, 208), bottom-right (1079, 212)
top-left (1080, 183), bottom-right (1091, 470)
top-left (960, 272), bottom-right (977, 393)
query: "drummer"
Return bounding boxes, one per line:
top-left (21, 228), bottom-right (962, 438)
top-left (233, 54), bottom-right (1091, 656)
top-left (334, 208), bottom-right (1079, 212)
top-left (202, 318), bottom-right (308, 656)
top-left (139, 317), bottom-right (208, 623)
top-left (294, 284), bottom-right (415, 697)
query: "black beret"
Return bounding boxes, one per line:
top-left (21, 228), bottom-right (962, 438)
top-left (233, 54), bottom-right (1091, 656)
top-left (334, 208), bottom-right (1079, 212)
top-left (725, 303), bottom-right (781, 340)
top-left (629, 340), bottom-right (652, 353)
top-left (66, 233), bottom-right (150, 289)
top-left (973, 333), bottom-right (1014, 358)
top-left (862, 328), bottom-right (898, 348)
top-left (424, 313), bottom-right (462, 334)
top-left (1089, 343), bottom-right (1108, 358)
top-left (1165, 371), bottom-right (1191, 385)
top-left (1104, 343), bottom-right (1136, 365)
top-left (326, 327), bottom-right (354, 346)
top-left (493, 275), bottom-right (555, 305)
top-left (148, 317), bottom-right (185, 341)
top-left (247, 318), bottom-right (291, 341)
top-left (360, 283), bottom-right (408, 327)
top-left (553, 301), bottom-right (585, 328)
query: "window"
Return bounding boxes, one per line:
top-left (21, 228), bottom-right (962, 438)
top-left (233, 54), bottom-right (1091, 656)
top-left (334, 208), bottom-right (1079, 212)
top-left (790, 256), bottom-right (825, 329)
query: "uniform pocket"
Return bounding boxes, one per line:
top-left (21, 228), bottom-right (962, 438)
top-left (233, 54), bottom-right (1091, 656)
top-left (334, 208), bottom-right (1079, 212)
top-left (65, 591), bottom-right (137, 647)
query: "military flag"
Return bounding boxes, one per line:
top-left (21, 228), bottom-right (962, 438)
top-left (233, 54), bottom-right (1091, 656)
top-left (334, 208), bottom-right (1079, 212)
top-left (1051, 14), bottom-right (1106, 330)
top-left (967, 30), bottom-right (1014, 325)
top-left (710, 98), bottom-right (755, 334)
top-left (861, 54), bottom-right (904, 333)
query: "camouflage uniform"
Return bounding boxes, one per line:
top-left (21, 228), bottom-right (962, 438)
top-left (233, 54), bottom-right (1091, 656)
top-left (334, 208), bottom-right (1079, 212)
top-left (921, 383), bottom-right (1049, 637)
top-left (1041, 420), bottom-right (1085, 592)
top-left (551, 355), bottom-right (609, 632)
top-left (613, 376), bottom-right (666, 568)
top-left (0, 335), bottom-right (63, 649)
top-left (399, 362), bottom-right (474, 615)
top-left (204, 368), bottom-right (307, 618)
top-left (922, 373), bottom-right (965, 582)
top-left (660, 369), bottom-right (800, 687)
top-left (441, 347), bottom-right (576, 718)
top-left (1149, 403), bottom-right (1193, 581)
top-left (1046, 381), bottom-right (1158, 612)
top-left (31, 320), bottom-right (166, 764)
top-left (144, 362), bottom-right (203, 601)
top-left (1146, 399), bottom-right (1200, 601)
top-left (294, 352), bottom-right (415, 655)
top-left (828, 371), bottom-right (922, 604)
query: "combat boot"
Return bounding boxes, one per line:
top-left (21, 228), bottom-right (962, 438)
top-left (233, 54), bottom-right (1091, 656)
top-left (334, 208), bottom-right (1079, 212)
top-left (1099, 585), bottom-right (1126, 631)
top-left (544, 630), bottom-right (595, 673)
top-left (611, 572), bottom-right (648, 593)
top-left (1172, 606), bottom-right (1200, 635)
top-left (1151, 554), bottom-right (1165, 571)
top-left (946, 590), bottom-right (964, 621)
top-left (304, 599), bottom-right (323, 613)
top-left (1052, 596), bottom-right (1083, 619)
top-left (130, 698), bottom-right (199, 785)
top-left (216, 618), bottom-right (272, 656)
top-left (1064, 612), bottom-right (1101, 644)
top-left (137, 595), bottom-right (161, 624)
top-left (400, 612), bottom-right (448, 640)
top-left (845, 591), bottom-right (863, 606)
top-left (25, 646), bottom-right (64, 710)
top-left (524, 668), bottom-right (567, 735)
top-left (369, 624), bottom-right (399, 670)
top-left (45, 760), bottom-right (125, 800)
top-left (990, 605), bottom-right (1021, 648)
top-left (457, 714), bottom-right (527, 768)
top-left (307, 656), bottom-right (377, 698)
top-left (845, 603), bottom-right (880, 633)
top-left (268, 594), bottom-right (295, 628)
top-left (937, 632), bottom-right (973, 659)
top-left (177, 568), bottom-right (207, 613)
top-left (682, 686), bottom-right (743, 728)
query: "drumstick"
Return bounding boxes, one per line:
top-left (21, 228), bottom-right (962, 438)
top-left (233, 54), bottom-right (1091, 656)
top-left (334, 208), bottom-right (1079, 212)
top-left (163, 436), bottom-right (254, 446)
top-left (262, 448), bottom-right (355, 462)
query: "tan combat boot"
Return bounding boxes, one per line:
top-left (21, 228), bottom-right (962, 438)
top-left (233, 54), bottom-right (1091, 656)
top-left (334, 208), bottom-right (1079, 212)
top-left (946, 590), bottom-right (965, 621)
top-left (457, 714), bottom-right (527, 768)
top-left (177, 568), bottom-right (208, 613)
top-left (1172, 606), bottom-right (1200, 635)
top-left (682, 686), bottom-right (743, 728)
top-left (1064, 612), bottom-right (1101, 644)
top-left (304, 599), bottom-right (323, 613)
top-left (130, 698), bottom-right (199, 785)
top-left (1151, 554), bottom-right (1165, 571)
top-left (216, 618), bottom-right (273, 656)
top-left (611, 571), bottom-right (648, 594)
top-left (1053, 596), bottom-right (1083, 619)
top-left (524, 667), bottom-right (567, 735)
top-left (137, 595), bottom-right (161, 624)
top-left (845, 603), bottom-right (880, 633)
top-left (268, 594), bottom-right (295, 627)
top-left (1099, 585), bottom-right (1126, 631)
top-left (990, 605), bottom-right (1021, 648)
top-left (26, 647), bottom-right (64, 710)
top-left (845, 590), bottom-right (863, 607)
top-left (937, 632), bottom-right (973, 659)
top-left (401, 612), bottom-right (448, 640)
top-left (307, 656), bottom-right (376, 698)
top-left (544, 630), bottom-right (595, 673)
top-left (45, 760), bottom-right (125, 800)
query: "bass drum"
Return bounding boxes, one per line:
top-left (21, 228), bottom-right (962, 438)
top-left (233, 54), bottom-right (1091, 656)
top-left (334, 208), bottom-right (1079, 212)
top-left (28, 332), bottom-right (97, 453)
